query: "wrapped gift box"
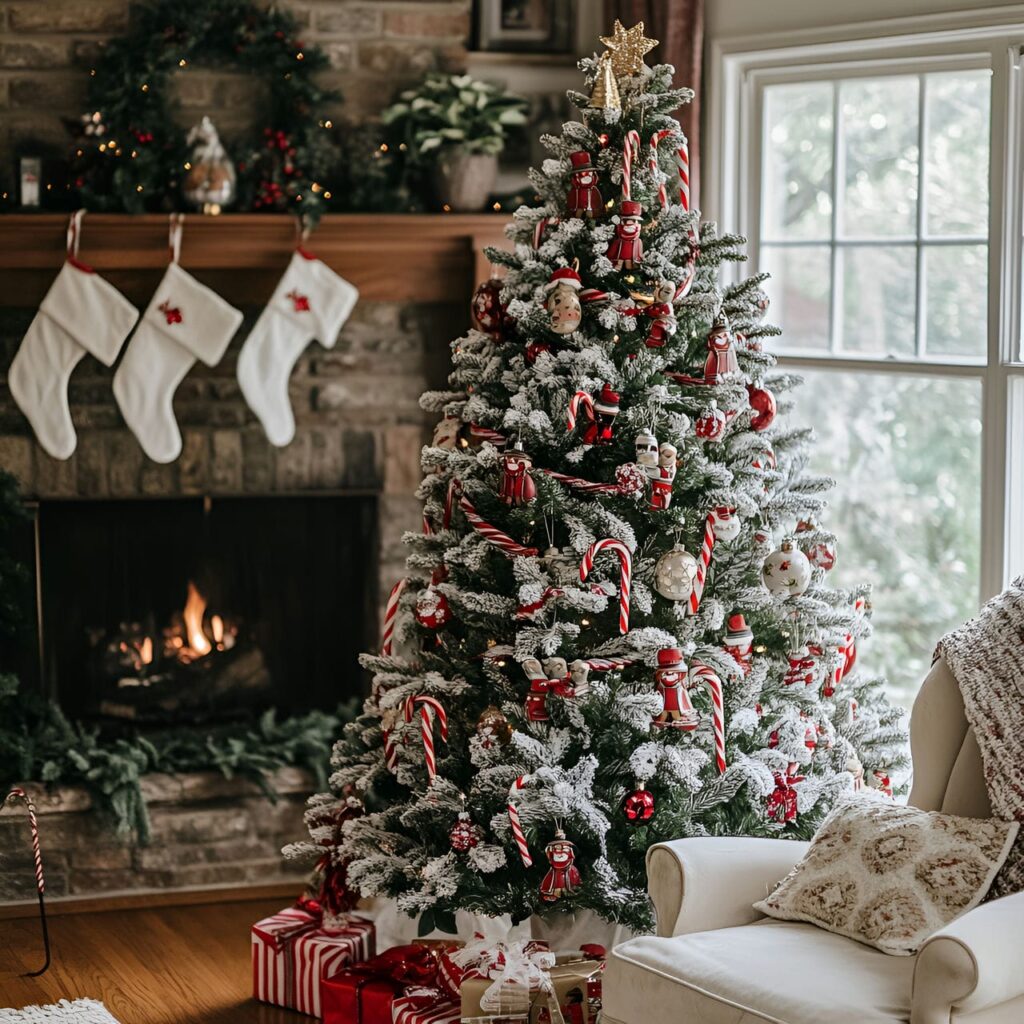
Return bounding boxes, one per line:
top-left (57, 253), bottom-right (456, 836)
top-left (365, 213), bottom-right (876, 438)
top-left (252, 903), bottom-right (375, 1017)
top-left (392, 986), bottom-right (461, 1024)
top-left (460, 957), bottom-right (603, 1024)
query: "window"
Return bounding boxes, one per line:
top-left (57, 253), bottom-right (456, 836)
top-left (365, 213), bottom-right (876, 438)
top-left (712, 22), bottom-right (1024, 706)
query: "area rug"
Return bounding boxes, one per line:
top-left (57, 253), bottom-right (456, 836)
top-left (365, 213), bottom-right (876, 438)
top-left (0, 1001), bottom-right (121, 1023)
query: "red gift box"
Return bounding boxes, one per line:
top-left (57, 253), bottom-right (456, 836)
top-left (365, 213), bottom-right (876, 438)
top-left (252, 900), bottom-right (375, 1017)
top-left (321, 943), bottom-right (442, 1024)
top-left (392, 986), bottom-right (460, 1024)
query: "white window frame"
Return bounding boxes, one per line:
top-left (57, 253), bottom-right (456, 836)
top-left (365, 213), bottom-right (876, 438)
top-left (707, 7), bottom-right (1024, 603)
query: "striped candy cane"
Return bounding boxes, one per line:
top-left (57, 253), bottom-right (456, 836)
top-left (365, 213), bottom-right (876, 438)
top-left (648, 130), bottom-right (675, 209)
top-left (381, 579), bottom-right (406, 657)
top-left (689, 665), bottom-right (726, 774)
top-left (533, 216), bottom-right (559, 250)
top-left (584, 657), bottom-right (636, 671)
top-left (566, 391), bottom-right (594, 435)
top-left (382, 709), bottom-right (400, 772)
top-left (404, 695), bottom-right (448, 783)
top-left (579, 538), bottom-right (632, 634)
top-left (677, 136), bottom-right (690, 211)
top-left (3, 787), bottom-right (50, 976)
top-left (508, 776), bottom-right (533, 867)
top-left (458, 495), bottom-right (538, 557)
top-left (689, 512), bottom-right (717, 614)
top-left (543, 468), bottom-right (619, 496)
top-left (621, 129), bottom-right (641, 201)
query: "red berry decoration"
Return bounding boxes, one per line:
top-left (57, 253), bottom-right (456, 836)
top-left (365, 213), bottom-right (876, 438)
top-left (746, 383), bottom-right (777, 432)
top-left (623, 787), bottom-right (655, 825)
top-left (414, 586), bottom-right (452, 630)
top-left (449, 811), bottom-right (484, 851)
top-left (471, 278), bottom-right (507, 339)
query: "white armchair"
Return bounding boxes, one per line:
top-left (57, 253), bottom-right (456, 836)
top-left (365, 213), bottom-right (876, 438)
top-left (603, 657), bottom-right (1024, 1024)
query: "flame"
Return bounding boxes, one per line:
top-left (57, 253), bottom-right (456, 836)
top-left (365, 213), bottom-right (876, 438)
top-left (211, 614), bottom-right (224, 645)
top-left (140, 636), bottom-right (154, 665)
top-left (183, 581), bottom-right (212, 657)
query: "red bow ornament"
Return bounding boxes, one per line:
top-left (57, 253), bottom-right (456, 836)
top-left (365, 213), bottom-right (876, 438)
top-left (766, 765), bottom-right (805, 823)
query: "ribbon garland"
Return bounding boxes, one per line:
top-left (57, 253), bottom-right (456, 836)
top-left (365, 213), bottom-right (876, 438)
top-left (3, 788), bottom-right (50, 976)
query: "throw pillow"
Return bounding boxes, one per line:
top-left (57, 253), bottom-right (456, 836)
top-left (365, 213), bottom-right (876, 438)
top-left (753, 798), bottom-right (1019, 955)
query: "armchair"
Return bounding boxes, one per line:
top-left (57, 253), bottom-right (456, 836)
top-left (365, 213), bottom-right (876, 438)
top-left (603, 656), bottom-right (1024, 1024)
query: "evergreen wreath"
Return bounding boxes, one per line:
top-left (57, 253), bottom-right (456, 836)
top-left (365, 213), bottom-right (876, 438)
top-left (70, 0), bottom-right (339, 221)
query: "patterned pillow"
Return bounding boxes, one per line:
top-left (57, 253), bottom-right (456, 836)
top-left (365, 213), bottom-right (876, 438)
top-left (753, 799), bottom-right (1019, 955)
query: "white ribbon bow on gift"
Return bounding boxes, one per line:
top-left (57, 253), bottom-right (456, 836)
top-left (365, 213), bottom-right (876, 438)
top-left (474, 941), bottom-right (560, 1022)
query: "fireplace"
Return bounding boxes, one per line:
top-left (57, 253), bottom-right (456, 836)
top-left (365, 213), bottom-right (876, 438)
top-left (32, 495), bottom-right (378, 724)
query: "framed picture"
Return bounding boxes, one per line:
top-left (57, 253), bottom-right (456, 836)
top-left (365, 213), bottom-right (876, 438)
top-left (475, 0), bottom-right (575, 54)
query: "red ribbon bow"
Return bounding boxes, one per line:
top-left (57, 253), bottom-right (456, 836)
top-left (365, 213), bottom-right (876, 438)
top-left (324, 945), bottom-right (441, 1024)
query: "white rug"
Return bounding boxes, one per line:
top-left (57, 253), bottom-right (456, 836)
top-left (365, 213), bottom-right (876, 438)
top-left (0, 1001), bottom-right (120, 1023)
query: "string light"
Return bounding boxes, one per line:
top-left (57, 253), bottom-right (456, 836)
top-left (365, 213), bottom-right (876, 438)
top-left (296, 51), bottom-right (304, 60)
top-left (379, 143), bottom-right (389, 152)
top-left (141, 83), bottom-right (149, 92)
top-left (135, 184), bottom-right (144, 192)
top-left (442, 203), bottom-right (451, 212)
top-left (178, 58), bottom-right (187, 67)
top-left (183, 161), bottom-right (192, 170)
top-left (492, 202), bottom-right (501, 211)
top-left (323, 190), bottom-right (332, 199)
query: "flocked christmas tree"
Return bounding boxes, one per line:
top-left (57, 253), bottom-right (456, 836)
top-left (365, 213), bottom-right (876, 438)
top-left (290, 22), bottom-right (908, 934)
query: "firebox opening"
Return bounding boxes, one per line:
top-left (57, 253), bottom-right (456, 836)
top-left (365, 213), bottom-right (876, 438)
top-left (34, 495), bottom-right (378, 725)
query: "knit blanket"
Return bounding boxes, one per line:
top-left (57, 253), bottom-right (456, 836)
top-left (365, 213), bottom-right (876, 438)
top-left (935, 576), bottom-right (1024, 899)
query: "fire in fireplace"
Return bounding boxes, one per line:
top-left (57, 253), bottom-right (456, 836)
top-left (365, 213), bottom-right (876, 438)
top-left (32, 495), bottom-right (378, 725)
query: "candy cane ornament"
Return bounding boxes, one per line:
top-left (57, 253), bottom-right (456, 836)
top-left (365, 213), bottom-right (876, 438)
top-left (3, 787), bottom-right (51, 976)
top-left (404, 695), bottom-right (448, 783)
top-left (566, 391), bottom-right (595, 435)
top-left (621, 130), bottom-right (641, 201)
top-left (381, 579), bottom-right (406, 657)
top-left (688, 664), bottom-right (726, 774)
top-left (579, 538), bottom-right (632, 634)
top-left (508, 776), bottom-right (533, 867)
top-left (677, 137), bottom-right (690, 211)
top-left (689, 512), bottom-right (717, 614)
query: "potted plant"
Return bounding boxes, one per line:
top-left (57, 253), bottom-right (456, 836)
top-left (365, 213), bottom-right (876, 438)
top-left (382, 72), bottom-right (528, 211)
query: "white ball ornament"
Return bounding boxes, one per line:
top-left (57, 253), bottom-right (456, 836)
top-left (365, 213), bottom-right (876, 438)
top-left (761, 538), bottom-right (812, 597)
top-left (655, 543), bottom-right (699, 602)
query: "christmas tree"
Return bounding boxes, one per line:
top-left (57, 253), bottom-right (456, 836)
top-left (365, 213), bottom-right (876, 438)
top-left (293, 24), bottom-right (908, 934)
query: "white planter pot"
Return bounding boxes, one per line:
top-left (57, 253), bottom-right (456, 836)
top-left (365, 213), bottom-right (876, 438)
top-left (529, 909), bottom-right (636, 952)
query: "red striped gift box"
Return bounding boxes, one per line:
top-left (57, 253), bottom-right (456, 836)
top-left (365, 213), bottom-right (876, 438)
top-left (391, 987), bottom-right (460, 1024)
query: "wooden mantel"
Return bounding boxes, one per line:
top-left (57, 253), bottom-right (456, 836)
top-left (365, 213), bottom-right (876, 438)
top-left (0, 213), bottom-right (509, 307)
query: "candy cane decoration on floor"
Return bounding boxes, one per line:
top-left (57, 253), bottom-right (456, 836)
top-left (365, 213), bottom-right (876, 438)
top-left (579, 538), bottom-right (632, 634)
top-left (621, 129), bottom-right (641, 201)
top-left (508, 775), bottom-right (533, 867)
top-left (689, 512), bottom-right (717, 614)
top-left (381, 579), bottom-right (406, 657)
top-left (404, 695), bottom-right (448, 783)
top-left (3, 788), bottom-right (51, 976)
top-left (688, 665), bottom-right (726, 774)
top-left (458, 495), bottom-right (538, 558)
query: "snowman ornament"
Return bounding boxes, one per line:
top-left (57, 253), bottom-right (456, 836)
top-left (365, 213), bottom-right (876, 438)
top-left (543, 265), bottom-right (584, 336)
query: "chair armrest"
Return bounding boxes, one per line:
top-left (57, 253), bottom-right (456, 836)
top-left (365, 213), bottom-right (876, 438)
top-left (912, 890), bottom-right (1024, 1024)
top-left (645, 835), bottom-right (809, 938)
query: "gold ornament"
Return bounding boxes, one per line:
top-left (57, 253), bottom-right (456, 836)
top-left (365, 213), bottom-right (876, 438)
top-left (599, 19), bottom-right (659, 79)
top-left (589, 52), bottom-right (621, 110)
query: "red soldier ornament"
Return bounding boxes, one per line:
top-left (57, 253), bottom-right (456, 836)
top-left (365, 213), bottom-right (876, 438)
top-left (581, 383), bottom-right (620, 446)
top-left (540, 828), bottom-right (581, 902)
top-left (566, 151), bottom-right (603, 219)
top-left (652, 647), bottom-right (699, 730)
top-left (622, 278), bottom-right (678, 348)
top-left (723, 613), bottom-right (754, 674)
top-left (606, 199), bottom-right (644, 270)
top-left (499, 446), bottom-right (537, 506)
top-left (649, 443), bottom-right (677, 510)
top-left (703, 313), bottom-right (740, 383)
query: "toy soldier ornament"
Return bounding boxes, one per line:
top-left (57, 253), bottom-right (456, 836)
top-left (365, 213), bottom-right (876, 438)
top-left (635, 429), bottom-right (659, 473)
top-left (589, 383), bottom-right (620, 446)
top-left (544, 265), bottom-right (584, 336)
top-left (539, 829), bottom-right (581, 902)
top-left (703, 313), bottom-right (740, 383)
top-left (652, 647), bottom-right (699, 730)
top-left (649, 443), bottom-right (677, 510)
top-left (723, 613), bottom-right (754, 674)
top-left (624, 278), bottom-right (677, 348)
top-left (606, 199), bottom-right (644, 270)
top-left (566, 151), bottom-right (603, 219)
top-left (499, 446), bottom-right (537, 506)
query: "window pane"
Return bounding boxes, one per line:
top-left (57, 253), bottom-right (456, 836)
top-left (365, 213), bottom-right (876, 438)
top-left (923, 245), bottom-right (987, 358)
top-left (761, 245), bottom-right (831, 350)
top-left (925, 70), bottom-right (991, 237)
top-left (840, 77), bottom-right (919, 238)
top-left (839, 246), bottom-right (916, 356)
top-left (792, 371), bottom-right (982, 709)
top-left (763, 82), bottom-right (834, 240)
top-left (1008, 378), bottom-right (1024, 582)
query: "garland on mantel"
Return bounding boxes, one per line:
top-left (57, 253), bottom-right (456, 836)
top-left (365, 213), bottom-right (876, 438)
top-left (69, 0), bottom-right (339, 221)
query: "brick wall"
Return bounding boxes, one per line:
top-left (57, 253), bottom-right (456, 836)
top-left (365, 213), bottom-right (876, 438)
top-left (0, 769), bottom-right (316, 901)
top-left (0, 0), bottom-right (471, 159)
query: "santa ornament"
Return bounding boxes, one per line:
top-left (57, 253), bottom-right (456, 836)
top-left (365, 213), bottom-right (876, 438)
top-left (711, 506), bottom-right (741, 543)
top-left (652, 647), bottom-right (698, 730)
top-left (606, 199), bottom-right (644, 270)
top-left (544, 265), bottom-right (584, 335)
top-left (115, 215), bottom-right (244, 463)
top-left (635, 428), bottom-right (659, 472)
top-left (10, 210), bottom-right (139, 460)
top-left (499, 446), bottom-right (537, 506)
top-left (414, 586), bottom-right (452, 630)
top-left (566, 151), bottom-right (603, 219)
top-left (471, 278), bottom-right (507, 339)
top-left (237, 245), bottom-right (358, 448)
top-left (649, 443), bottom-right (677, 510)
top-left (703, 313), bottom-right (739, 383)
top-left (539, 829), bottom-right (581, 902)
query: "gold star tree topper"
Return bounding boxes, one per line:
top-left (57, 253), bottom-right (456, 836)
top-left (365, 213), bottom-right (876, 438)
top-left (599, 19), bottom-right (659, 78)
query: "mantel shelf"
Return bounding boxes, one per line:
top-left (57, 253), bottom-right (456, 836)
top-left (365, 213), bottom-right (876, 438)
top-left (0, 213), bottom-right (509, 307)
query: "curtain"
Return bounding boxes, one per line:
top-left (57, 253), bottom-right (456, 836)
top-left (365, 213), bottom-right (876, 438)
top-left (603, 0), bottom-right (704, 204)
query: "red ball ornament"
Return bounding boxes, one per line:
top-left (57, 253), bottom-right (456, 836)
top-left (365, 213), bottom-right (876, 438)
top-left (695, 402), bottom-right (727, 441)
top-left (414, 586), bottom-right (452, 630)
top-left (449, 811), bottom-right (484, 852)
top-left (598, 133), bottom-right (611, 148)
top-left (471, 278), bottom-right (507, 339)
top-left (746, 383), bottom-right (777, 432)
top-left (623, 788), bottom-right (655, 825)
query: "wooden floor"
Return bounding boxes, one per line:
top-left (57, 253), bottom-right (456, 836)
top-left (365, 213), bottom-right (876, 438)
top-left (0, 897), bottom-right (305, 1023)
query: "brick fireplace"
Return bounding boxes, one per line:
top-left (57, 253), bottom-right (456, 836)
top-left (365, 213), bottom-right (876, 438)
top-left (0, 247), bottom-right (474, 902)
